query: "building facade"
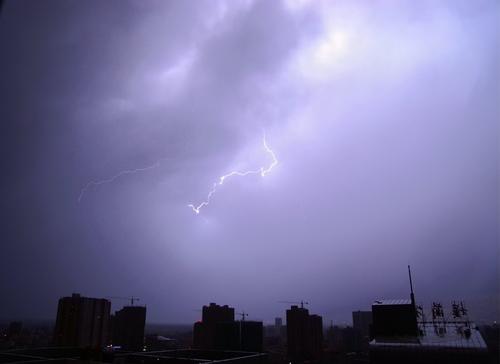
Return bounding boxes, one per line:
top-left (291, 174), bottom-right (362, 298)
top-left (53, 293), bottom-right (111, 348)
top-left (286, 306), bottom-right (323, 363)
top-left (112, 306), bottom-right (147, 351)
top-left (369, 299), bottom-right (489, 363)
top-left (352, 310), bottom-right (372, 339)
top-left (193, 303), bottom-right (263, 352)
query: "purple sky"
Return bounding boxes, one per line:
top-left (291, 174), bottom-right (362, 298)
top-left (0, 0), bottom-right (498, 325)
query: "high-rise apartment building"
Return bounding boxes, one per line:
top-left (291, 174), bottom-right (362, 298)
top-left (54, 293), bottom-right (111, 348)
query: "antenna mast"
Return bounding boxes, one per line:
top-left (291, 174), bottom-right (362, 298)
top-left (408, 265), bottom-right (415, 308)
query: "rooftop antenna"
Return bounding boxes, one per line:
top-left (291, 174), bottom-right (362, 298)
top-left (408, 265), bottom-right (415, 308)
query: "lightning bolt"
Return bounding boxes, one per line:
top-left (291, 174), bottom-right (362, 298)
top-left (78, 158), bottom-right (169, 202)
top-left (188, 134), bottom-right (278, 214)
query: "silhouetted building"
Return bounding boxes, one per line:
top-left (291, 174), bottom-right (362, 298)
top-left (193, 322), bottom-right (205, 348)
top-left (286, 305), bottom-right (323, 363)
top-left (370, 312), bottom-right (489, 364)
top-left (326, 323), bottom-right (356, 353)
top-left (203, 302), bottom-right (235, 324)
top-left (286, 305), bottom-right (309, 362)
top-left (478, 324), bottom-right (500, 362)
top-left (274, 317), bottom-right (282, 333)
top-left (271, 317), bottom-right (285, 341)
top-left (371, 299), bottom-right (418, 338)
top-left (193, 303), bottom-right (263, 352)
top-left (112, 306), bottom-right (146, 351)
top-left (241, 321), bottom-right (263, 352)
top-left (54, 293), bottom-right (111, 348)
top-left (369, 267), bottom-right (489, 363)
top-left (352, 311), bottom-right (372, 339)
top-left (213, 321), bottom-right (240, 350)
top-left (352, 310), bottom-right (372, 351)
top-left (194, 303), bottom-right (235, 350)
top-left (309, 315), bottom-right (323, 358)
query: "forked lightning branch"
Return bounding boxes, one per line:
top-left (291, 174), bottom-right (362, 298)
top-left (78, 134), bottom-right (278, 215)
top-left (188, 134), bottom-right (278, 214)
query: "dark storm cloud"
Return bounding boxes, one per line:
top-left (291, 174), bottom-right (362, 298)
top-left (0, 0), bottom-right (498, 324)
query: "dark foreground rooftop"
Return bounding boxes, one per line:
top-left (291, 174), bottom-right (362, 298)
top-left (118, 349), bottom-right (267, 364)
top-left (370, 322), bottom-right (487, 351)
top-left (0, 348), bottom-right (267, 364)
top-left (370, 323), bottom-right (489, 364)
top-left (0, 347), bottom-right (83, 363)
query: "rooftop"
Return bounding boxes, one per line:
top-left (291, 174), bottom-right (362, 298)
top-left (121, 349), bottom-right (267, 364)
top-left (370, 323), bottom-right (488, 351)
top-left (372, 299), bottom-right (412, 306)
top-left (0, 348), bottom-right (267, 364)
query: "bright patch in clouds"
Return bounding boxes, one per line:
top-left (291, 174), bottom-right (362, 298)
top-left (293, 28), bottom-right (350, 82)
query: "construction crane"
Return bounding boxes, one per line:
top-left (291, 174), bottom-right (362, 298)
top-left (278, 300), bottom-right (309, 309)
top-left (108, 296), bottom-right (140, 306)
top-left (237, 311), bottom-right (248, 321)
